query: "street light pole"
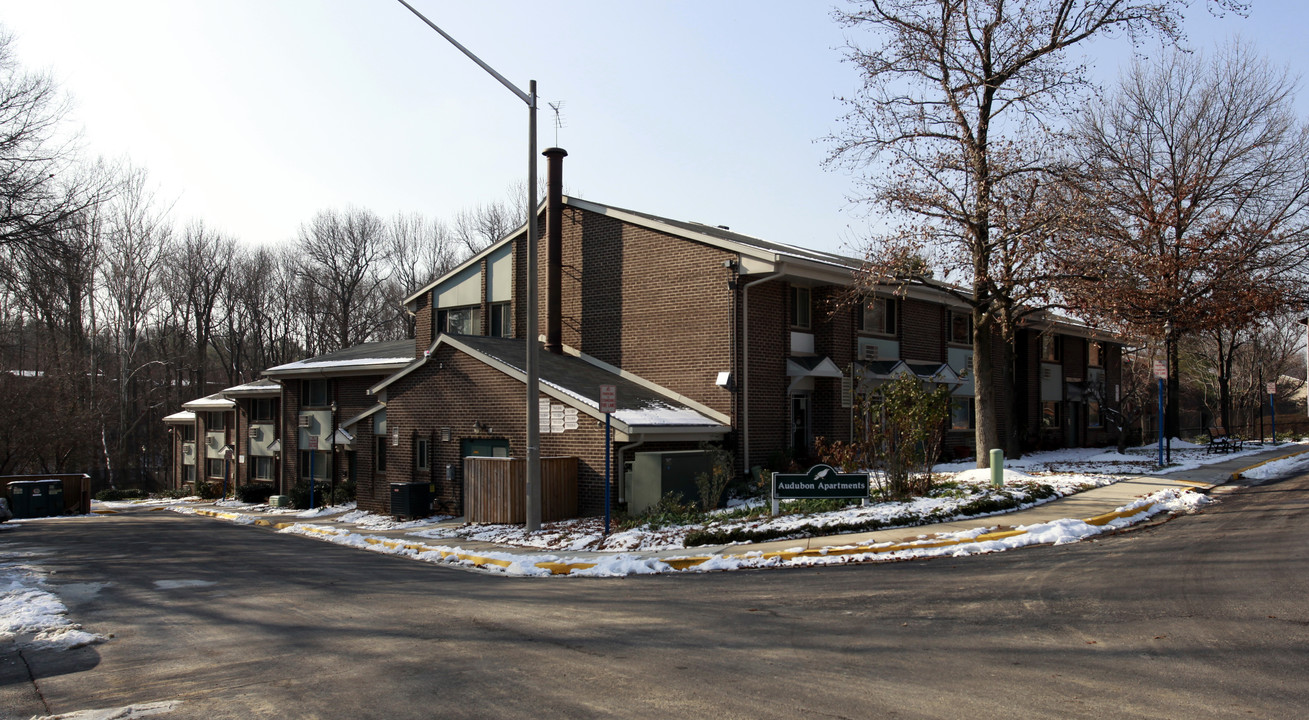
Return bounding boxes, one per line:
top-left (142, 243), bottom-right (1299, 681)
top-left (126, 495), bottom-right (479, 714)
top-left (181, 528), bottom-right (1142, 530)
top-left (396, 0), bottom-right (542, 531)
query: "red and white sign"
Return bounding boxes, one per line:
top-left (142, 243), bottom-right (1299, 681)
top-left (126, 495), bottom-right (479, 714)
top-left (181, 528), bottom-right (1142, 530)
top-left (599, 384), bottom-right (617, 414)
top-left (1268, 382), bottom-right (1277, 395)
top-left (308, 436), bottom-right (319, 450)
top-left (1152, 360), bottom-right (1168, 380)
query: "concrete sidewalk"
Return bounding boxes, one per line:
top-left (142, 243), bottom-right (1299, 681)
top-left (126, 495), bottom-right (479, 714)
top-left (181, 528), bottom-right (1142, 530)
top-left (169, 444), bottom-right (1309, 573)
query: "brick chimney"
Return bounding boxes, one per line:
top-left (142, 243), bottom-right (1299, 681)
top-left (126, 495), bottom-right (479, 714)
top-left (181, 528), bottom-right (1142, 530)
top-left (543, 147), bottom-right (567, 355)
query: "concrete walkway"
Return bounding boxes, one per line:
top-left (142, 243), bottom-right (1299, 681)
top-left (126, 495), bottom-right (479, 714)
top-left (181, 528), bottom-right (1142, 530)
top-left (164, 444), bottom-right (1309, 572)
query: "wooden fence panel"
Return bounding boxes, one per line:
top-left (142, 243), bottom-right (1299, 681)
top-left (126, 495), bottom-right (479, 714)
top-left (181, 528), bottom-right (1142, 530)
top-left (464, 457), bottom-right (578, 524)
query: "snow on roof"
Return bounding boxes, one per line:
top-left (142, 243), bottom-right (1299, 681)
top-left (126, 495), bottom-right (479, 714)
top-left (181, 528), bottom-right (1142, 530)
top-left (448, 336), bottom-right (726, 431)
top-left (264, 339), bottom-right (415, 376)
top-left (222, 378), bottom-right (281, 396)
top-left (181, 393), bottom-right (235, 411)
top-left (163, 410), bottom-right (196, 423)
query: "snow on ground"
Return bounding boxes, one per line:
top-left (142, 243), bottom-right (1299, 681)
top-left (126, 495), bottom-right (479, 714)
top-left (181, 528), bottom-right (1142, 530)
top-left (276, 486), bottom-right (1213, 577)
top-left (409, 469), bottom-right (1117, 552)
top-left (0, 554), bottom-right (106, 650)
top-left (32, 701), bottom-right (181, 719)
top-left (1239, 449), bottom-right (1309, 480)
top-left (935, 438), bottom-right (1287, 476)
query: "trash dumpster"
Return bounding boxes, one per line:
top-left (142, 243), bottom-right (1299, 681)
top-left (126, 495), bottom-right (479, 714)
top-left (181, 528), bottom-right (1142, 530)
top-left (7, 479), bottom-right (63, 519)
top-left (390, 482), bottom-right (432, 520)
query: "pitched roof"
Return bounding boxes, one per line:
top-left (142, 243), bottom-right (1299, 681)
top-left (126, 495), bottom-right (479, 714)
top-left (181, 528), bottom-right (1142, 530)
top-left (222, 378), bottom-right (281, 397)
top-left (181, 392), bottom-right (235, 411)
top-left (263, 339), bottom-right (415, 378)
top-left (163, 410), bottom-right (196, 424)
top-left (373, 335), bottom-right (728, 437)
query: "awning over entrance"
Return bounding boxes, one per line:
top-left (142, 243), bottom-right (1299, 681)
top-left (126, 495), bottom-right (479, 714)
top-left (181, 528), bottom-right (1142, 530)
top-left (786, 356), bottom-right (845, 378)
top-left (852, 360), bottom-right (964, 392)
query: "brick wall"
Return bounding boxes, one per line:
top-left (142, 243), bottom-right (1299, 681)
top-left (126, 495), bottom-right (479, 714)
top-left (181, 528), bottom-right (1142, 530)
top-left (900, 298), bottom-right (944, 362)
top-left (551, 207), bottom-right (736, 417)
top-left (414, 293), bottom-right (432, 356)
top-left (742, 279), bottom-right (788, 470)
top-left (379, 343), bottom-right (694, 517)
top-left (280, 374), bottom-right (388, 501)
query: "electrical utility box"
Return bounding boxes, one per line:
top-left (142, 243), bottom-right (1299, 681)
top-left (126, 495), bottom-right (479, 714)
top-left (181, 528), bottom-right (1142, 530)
top-left (626, 450), bottom-right (713, 515)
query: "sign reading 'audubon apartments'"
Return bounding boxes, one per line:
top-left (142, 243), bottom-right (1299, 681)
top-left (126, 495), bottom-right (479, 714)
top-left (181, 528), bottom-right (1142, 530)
top-left (771, 464), bottom-right (870, 515)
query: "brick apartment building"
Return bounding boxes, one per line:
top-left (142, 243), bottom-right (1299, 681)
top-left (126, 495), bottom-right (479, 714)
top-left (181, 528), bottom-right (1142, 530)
top-left (165, 147), bottom-right (1122, 519)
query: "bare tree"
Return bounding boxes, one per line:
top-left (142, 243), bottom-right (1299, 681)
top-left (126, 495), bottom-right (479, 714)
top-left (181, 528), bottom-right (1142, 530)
top-left (451, 200), bottom-right (516, 256)
top-left (97, 167), bottom-right (172, 487)
top-left (383, 211), bottom-right (458, 338)
top-left (825, 0), bottom-right (1229, 464)
top-left (295, 207), bottom-right (390, 351)
top-left (1059, 41), bottom-right (1309, 439)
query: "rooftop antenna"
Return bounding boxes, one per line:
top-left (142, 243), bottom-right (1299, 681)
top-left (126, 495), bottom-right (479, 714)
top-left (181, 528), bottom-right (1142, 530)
top-left (548, 101), bottom-right (565, 145)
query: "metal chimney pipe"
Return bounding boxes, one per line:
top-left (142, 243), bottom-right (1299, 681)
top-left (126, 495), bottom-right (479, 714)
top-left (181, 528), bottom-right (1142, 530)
top-left (543, 147), bottom-right (567, 355)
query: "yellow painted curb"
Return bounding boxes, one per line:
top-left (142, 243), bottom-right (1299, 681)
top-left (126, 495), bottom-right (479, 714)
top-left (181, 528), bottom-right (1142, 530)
top-left (92, 509), bottom-right (118, 515)
top-left (1229, 447), bottom-right (1309, 481)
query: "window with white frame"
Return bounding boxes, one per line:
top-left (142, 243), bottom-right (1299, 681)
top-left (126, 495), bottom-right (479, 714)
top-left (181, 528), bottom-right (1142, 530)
top-left (251, 456), bottom-right (275, 481)
top-left (789, 286), bottom-right (811, 329)
top-left (442, 306), bottom-right (481, 335)
top-left (206, 458), bottom-right (226, 479)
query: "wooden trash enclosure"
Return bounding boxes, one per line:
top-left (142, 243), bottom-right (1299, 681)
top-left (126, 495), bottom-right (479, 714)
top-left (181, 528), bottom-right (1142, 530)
top-left (463, 457), bottom-right (578, 524)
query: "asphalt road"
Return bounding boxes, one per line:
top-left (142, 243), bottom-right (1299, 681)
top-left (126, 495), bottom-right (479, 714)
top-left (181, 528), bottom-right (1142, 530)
top-left (3, 471), bottom-right (1308, 720)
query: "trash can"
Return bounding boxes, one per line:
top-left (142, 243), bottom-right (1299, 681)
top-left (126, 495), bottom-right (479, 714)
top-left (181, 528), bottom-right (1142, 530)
top-left (390, 482), bottom-right (431, 520)
top-left (7, 479), bottom-right (63, 519)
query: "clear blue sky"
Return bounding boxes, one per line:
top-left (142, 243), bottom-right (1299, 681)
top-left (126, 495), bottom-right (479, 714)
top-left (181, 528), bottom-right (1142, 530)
top-left (1, 1), bottom-right (1303, 256)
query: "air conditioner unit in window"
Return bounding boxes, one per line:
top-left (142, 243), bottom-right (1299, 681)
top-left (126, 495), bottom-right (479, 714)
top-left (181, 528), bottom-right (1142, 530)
top-left (861, 344), bottom-right (879, 361)
top-left (248, 427), bottom-right (259, 439)
top-left (298, 415), bottom-right (311, 428)
top-left (1042, 367), bottom-right (1052, 380)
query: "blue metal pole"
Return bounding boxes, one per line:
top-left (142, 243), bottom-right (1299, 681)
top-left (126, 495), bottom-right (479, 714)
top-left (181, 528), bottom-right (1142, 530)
top-left (604, 413), bottom-right (611, 536)
top-left (1157, 377), bottom-right (1165, 467)
top-left (1271, 389), bottom-right (1276, 442)
top-left (309, 451), bottom-right (315, 510)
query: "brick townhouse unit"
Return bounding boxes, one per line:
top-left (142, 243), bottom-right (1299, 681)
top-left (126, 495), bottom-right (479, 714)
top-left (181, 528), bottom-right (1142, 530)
top-left (166, 147), bottom-right (1122, 519)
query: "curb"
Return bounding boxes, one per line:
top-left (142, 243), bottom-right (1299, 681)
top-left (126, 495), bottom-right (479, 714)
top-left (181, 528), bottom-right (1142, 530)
top-left (1227, 447), bottom-right (1309, 481)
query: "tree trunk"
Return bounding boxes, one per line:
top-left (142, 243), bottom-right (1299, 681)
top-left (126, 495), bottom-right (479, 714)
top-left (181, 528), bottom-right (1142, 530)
top-left (972, 307), bottom-right (1000, 468)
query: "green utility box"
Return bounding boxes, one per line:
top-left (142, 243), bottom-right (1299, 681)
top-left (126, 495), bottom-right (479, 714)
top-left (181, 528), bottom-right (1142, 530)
top-left (268, 495), bottom-right (292, 508)
top-left (7, 479), bottom-right (64, 519)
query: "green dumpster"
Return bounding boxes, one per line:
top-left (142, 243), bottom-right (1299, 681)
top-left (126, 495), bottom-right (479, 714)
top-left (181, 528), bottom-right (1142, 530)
top-left (6, 479), bottom-right (63, 519)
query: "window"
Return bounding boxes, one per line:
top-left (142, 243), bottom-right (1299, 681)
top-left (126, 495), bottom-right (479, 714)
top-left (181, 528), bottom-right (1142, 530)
top-left (183, 464), bottom-right (196, 485)
top-left (206, 458), bottom-right (226, 479)
top-left (206, 411), bottom-right (226, 430)
top-left (303, 379), bottom-right (330, 407)
top-left (375, 435), bottom-right (388, 473)
top-left (179, 424), bottom-right (195, 442)
top-left (251, 398), bottom-right (276, 422)
top-left (951, 398), bottom-right (975, 430)
top-left (1087, 399), bottom-right (1102, 428)
top-left (1088, 341), bottom-right (1103, 367)
top-left (299, 450), bottom-right (332, 480)
top-left (949, 310), bottom-right (972, 345)
top-left (416, 438), bottom-right (429, 471)
top-left (489, 302), bottom-right (511, 337)
top-left (1041, 401), bottom-right (1062, 429)
top-left (789, 286), bottom-right (811, 329)
top-left (442, 306), bottom-right (482, 335)
top-left (251, 456), bottom-right (275, 480)
top-left (858, 297), bottom-right (897, 335)
top-left (1040, 334), bottom-right (1062, 362)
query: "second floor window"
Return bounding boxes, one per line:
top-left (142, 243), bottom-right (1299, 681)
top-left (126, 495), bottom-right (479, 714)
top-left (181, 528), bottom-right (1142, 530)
top-left (303, 379), bottom-right (330, 407)
top-left (179, 424), bottom-right (195, 442)
top-left (251, 398), bottom-right (276, 423)
top-left (442, 306), bottom-right (481, 335)
top-left (206, 411), bottom-right (226, 430)
top-left (1040, 334), bottom-right (1062, 362)
top-left (790, 286), bottom-right (811, 329)
top-left (948, 310), bottom-right (972, 345)
top-left (1088, 341), bottom-right (1103, 367)
top-left (858, 297), bottom-right (897, 336)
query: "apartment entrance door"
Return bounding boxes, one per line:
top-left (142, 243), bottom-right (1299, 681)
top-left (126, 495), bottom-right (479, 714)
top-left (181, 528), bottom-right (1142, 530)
top-left (790, 394), bottom-right (811, 456)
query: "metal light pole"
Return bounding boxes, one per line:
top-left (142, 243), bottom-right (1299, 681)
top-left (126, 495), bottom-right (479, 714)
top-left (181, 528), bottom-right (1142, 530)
top-left (396, 1), bottom-right (542, 530)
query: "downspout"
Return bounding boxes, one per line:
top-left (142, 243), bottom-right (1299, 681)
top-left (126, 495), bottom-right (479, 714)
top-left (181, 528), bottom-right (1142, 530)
top-left (741, 272), bottom-right (784, 472)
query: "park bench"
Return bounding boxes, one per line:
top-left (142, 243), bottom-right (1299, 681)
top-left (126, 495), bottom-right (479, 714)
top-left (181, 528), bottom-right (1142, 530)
top-left (1206, 427), bottom-right (1244, 454)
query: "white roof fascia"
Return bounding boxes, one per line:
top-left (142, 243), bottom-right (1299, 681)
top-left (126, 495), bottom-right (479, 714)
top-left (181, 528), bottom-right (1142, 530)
top-left (340, 403), bottom-right (386, 429)
top-left (182, 396), bottom-right (236, 411)
top-left (560, 344), bottom-right (731, 424)
top-left (263, 357), bottom-right (414, 379)
top-left (369, 342), bottom-right (437, 395)
top-left (164, 410), bottom-right (196, 423)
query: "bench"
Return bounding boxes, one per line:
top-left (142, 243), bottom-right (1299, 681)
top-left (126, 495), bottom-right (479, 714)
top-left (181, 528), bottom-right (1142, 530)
top-left (1206, 427), bottom-right (1244, 454)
